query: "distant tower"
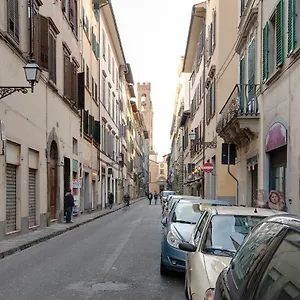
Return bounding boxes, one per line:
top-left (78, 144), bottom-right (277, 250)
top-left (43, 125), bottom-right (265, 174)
top-left (137, 82), bottom-right (155, 153)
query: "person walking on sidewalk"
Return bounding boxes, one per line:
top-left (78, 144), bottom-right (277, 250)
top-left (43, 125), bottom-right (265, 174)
top-left (64, 189), bottom-right (74, 223)
top-left (123, 193), bottom-right (130, 207)
top-left (154, 191), bottom-right (158, 205)
top-left (148, 192), bottom-right (153, 205)
top-left (108, 192), bottom-right (114, 209)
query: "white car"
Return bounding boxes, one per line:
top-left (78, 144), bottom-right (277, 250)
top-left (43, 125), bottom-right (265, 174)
top-left (179, 206), bottom-right (285, 300)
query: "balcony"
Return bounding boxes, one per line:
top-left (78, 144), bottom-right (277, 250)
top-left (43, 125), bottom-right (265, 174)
top-left (216, 84), bottom-right (259, 147)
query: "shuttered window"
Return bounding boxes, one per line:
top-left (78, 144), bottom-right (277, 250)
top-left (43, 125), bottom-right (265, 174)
top-left (288, 0), bottom-right (296, 55)
top-left (7, 0), bottom-right (19, 43)
top-left (262, 23), bottom-right (269, 81)
top-left (93, 120), bottom-right (100, 144)
top-left (86, 65), bottom-right (89, 89)
top-left (248, 38), bottom-right (256, 106)
top-left (102, 76), bottom-right (106, 106)
top-left (276, 0), bottom-right (284, 67)
top-left (6, 164), bottom-right (17, 233)
top-left (212, 10), bottom-right (216, 52)
top-left (241, 0), bottom-right (246, 16)
top-left (102, 29), bottom-right (106, 57)
top-left (70, 62), bottom-right (77, 104)
top-left (39, 15), bottom-right (49, 70)
top-left (108, 45), bottom-right (111, 71)
top-left (240, 55), bottom-right (245, 110)
top-left (64, 54), bottom-right (71, 99)
top-left (210, 78), bottom-right (215, 118)
top-left (28, 168), bottom-right (37, 228)
top-left (83, 110), bottom-right (89, 134)
top-left (49, 33), bottom-right (56, 83)
top-left (89, 115), bottom-right (94, 137)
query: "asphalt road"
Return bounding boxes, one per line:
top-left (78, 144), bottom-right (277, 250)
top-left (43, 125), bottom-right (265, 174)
top-left (0, 199), bottom-right (185, 300)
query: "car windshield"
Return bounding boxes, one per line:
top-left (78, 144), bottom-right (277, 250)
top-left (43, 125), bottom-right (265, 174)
top-left (203, 215), bottom-right (265, 257)
top-left (162, 191), bottom-right (175, 197)
top-left (171, 202), bottom-right (202, 224)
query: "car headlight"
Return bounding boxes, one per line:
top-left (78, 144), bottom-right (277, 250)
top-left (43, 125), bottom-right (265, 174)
top-left (204, 288), bottom-right (215, 300)
top-left (167, 230), bottom-right (181, 248)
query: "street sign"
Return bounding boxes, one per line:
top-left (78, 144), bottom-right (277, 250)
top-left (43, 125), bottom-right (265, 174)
top-left (203, 162), bottom-right (214, 173)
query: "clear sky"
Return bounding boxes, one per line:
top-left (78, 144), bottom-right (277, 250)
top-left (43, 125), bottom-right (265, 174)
top-left (111, 0), bottom-right (200, 160)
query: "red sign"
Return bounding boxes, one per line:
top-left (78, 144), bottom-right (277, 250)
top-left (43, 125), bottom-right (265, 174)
top-left (203, 162), bottom-right (214, 173)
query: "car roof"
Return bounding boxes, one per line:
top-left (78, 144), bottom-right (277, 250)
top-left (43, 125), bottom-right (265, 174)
top-left (176, 199), bottom-right (231, 205)
top-left (263, 214), bottom-right (300, 232)
top-left (208, 206), bottom-right (287, 217)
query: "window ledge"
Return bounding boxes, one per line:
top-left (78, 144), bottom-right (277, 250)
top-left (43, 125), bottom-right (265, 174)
top-left (48, 79), bottom-right (58, 91)
top-left (288, 45), bottom-right (300, 59)
top-left (264, 67), bottom-right (282, 86)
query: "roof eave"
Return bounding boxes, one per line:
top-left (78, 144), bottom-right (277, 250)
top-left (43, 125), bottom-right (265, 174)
top-left (182, 3), bottom-right (206, 73)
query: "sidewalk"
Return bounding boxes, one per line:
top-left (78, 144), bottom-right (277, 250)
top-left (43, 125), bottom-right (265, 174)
top-left (0, 197), bottom-right (145, 260)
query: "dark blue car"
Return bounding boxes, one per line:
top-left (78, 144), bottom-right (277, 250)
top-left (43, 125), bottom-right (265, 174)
top-left (160, 198), bottom-right (231, 275)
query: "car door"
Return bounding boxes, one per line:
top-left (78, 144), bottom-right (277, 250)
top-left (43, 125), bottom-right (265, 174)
top-left (188, 212), bottom-right (210, 298)
top-left (251, 229), bottom-right (300, 300)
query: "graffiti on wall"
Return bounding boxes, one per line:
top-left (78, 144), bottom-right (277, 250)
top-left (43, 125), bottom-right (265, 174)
top-left (254, 189), bottom-right (287, 212)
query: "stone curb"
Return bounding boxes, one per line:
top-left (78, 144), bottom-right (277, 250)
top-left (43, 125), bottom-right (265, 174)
top-left (0, 197), bottom-right (144, 260)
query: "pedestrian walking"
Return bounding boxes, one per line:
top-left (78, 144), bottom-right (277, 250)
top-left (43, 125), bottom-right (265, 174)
top-left (108, 192), bottom-right (114, 209)
top-left (64, 189), bottom-right (74, 223)
top-left (154, 191), bottom-right (158, 205)
top-left (148, 192), bottom-right (153, 205)
top-left (123, 193), bottom-right (130, 207)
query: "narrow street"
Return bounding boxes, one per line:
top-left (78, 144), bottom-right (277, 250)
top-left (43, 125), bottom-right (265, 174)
top-left (0, 200), bottom-right (185, 300)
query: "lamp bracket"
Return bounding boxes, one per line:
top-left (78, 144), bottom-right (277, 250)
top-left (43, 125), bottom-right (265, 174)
top-left (0, 86), bottom-right (32, 100)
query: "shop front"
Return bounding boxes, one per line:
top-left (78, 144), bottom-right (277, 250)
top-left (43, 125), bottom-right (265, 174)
top-left (265, 122), bottom-right (287, 212)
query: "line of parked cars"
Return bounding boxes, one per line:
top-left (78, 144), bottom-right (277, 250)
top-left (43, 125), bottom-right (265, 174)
top-left (160, 192), bottom-right (300, 300)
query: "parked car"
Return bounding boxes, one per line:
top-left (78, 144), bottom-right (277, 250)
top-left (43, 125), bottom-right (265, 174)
top-left (180, 206), bottom-right (284, 300)
top-left (160, 198), bottom-right (231, 275)
top-left (214, 213), bottom-right (298, 300)
top-left (160, 190), bottom-right (175, 206)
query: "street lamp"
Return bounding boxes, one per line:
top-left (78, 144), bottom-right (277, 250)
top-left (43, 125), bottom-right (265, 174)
top-left (0, 59), bottom-right (42, 100)
top-left (189, 130), bottom-right (196, 141)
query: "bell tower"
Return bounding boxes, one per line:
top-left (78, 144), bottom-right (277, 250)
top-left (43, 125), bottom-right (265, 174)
top-left (137, 82), bottom-right (155, 153)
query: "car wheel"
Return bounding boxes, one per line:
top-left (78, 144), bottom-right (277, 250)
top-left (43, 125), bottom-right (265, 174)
top-left (160, 257), bottom-right (168, 275)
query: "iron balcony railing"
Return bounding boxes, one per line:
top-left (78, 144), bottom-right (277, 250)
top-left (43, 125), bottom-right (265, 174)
top-left (216, 84), bottom-right (259, 134)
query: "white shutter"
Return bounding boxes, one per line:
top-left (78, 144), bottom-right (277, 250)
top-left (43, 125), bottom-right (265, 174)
top-left (6, 164), bottom-right (17, 232)
top-left (29, 168), bottom-right (37, 227)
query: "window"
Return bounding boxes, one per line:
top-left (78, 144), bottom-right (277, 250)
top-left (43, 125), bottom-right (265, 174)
top-left (112, 59), bottom-right (115, 82)
top-left (194, 212), bottom-right (209, 247)
top-left (102, 76), bottom-right (106, 107)
top-left (108, 85), bottom-right (111, 114)
top-left (49, 31), bottom-right (57, 83)
top-left (240, 0), bottom-right (246, 16)
top-left (95, 82), bottom-right (98, 102)
top-left (253, 230), bottom-right (300, 300)
top-left (206, 78), bottom-right (215, 124)
top-left (62, 0), bottom-right (78, 35)
top-left (287, 0), bottom-right (300, 55)
top-left (64, 49), bottom-right (78, 104)
top-left (112, 93), bottom-right (115, 120)
top-left (102, 29), bottom-right (106, 58)
top-left (108, 45), bottom-right (111, 72)
top-left (203, 215), bottom-right (265, 256)
top-left (92, 77), bottom-right (94, 98)
top-left (116, 69), bottom-right (119, 88)
top-left (172, 202), bottom-right (203, 224)
top-left (86, 65), bottom-right (89, 89)
top-left (211, 10), bottom-right (216, 53)
top-left (160, 169), bottom-right (164, 175)
top-left (230, 222), bottom-right (283, 287)
top-left (72, 138), bottom-right (78, 155)
top-left (263, 0), bottom-right (284, 81)
top-left (7, 0), bottom-right (19, 43)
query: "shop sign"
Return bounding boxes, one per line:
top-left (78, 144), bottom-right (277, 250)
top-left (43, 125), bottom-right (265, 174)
top-left (265, 122), bottom-right (287, 152)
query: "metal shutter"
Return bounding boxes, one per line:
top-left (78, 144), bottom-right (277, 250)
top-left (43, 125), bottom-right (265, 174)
top-left (28, 168), bottom-right (36, 227)
top-left (6, 164), bottom-right (17, 232)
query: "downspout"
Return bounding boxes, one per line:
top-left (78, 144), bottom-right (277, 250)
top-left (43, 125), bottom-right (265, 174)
top-left (227, 144), bottom-right (239, 205)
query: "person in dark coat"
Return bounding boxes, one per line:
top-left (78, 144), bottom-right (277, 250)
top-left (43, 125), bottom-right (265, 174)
top-left (64, 189), bottom-right (74, 223)
top-left (108, 192), bottom-right (114, 209)
top-left (148, 192), bottom-right (153, 205)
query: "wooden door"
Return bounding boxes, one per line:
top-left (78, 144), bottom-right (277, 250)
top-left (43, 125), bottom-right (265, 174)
top-left (50, 166), bottom-right (56, 220)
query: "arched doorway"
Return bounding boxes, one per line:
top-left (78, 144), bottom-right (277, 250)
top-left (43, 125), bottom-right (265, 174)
top-left (50, 141), bottom-right (58, 220)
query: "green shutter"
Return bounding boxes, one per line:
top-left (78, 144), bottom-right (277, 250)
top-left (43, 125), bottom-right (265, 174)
top-left (263, 23), bottom-right (269, 81)
top-left (96, 42), bottom-right (100, 59)
top-left (241, 0), bottom-right (245, 16)
top-left (83, 110), bottom-right (89, 134)
top-left (276, 0), bottom-right (284, 67)
top-left (93, 120), bottom-right (100, 144)
top-left (288, 0), bottom-right (296, 55)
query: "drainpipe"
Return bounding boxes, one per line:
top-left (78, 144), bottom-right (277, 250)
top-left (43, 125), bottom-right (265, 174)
top-left (227, 143), bottom-right (239, 205)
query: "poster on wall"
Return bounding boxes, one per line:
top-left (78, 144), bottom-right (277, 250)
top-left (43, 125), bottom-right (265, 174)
top-left (254, 189), bottom-right (287, 212)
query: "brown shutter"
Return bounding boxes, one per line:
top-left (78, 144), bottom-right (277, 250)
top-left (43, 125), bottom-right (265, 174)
top-left (77, 72), bottom-right (85, 110)
top-left (61, 0), bottom-right (66, 12)
top-left (70, 62), bottom-right (76, 103)
top-left (39, 15), bottom-right (49, 70)
top-left (33, 12), bottom-right (38, 62)
top-left (69, 0), bottom-right (74, 26)
top-left (64, 55), bottom-right (68, 97)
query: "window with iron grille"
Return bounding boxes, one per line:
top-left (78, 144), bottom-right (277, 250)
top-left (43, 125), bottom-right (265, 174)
top-left (7, 0), bottom-right (19, 43)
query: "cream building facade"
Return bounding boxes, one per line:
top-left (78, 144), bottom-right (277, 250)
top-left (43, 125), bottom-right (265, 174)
top-left (0, 0), bottom-right (149, 241)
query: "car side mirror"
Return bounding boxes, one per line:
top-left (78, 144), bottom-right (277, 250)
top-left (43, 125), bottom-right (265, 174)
top-left (161, 217), bottom-right (167, 226)
top-left (179, 242), bottom-right (197, 252)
